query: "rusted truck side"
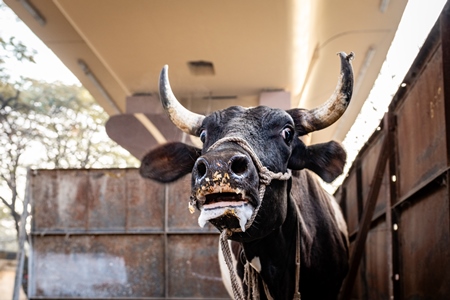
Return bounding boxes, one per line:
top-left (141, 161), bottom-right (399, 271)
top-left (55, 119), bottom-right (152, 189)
top-left (335, 4), bottom-right (450, 299)
top-left (28, 168), bottom-right (230, 299)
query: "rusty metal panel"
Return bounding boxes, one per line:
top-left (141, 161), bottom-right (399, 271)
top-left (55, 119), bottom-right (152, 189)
top-left (350, 210), bottom-right (390, 300)
top-left (30, 169), bottom-right (228, 299)
top-left (395, 46), bottom-right (448, 200)
top-left (348, 221), bottom-right (390, 300)
top-left (397, 186), bottom-right (450, 299)
top-left (360, 134), bottom-right (389, 218)
top-left (167, 234), bottom-right (229, 298)
top-left (344, 171), bottom-right (359, 234)
top-left (32, 169), bottom-right (89, 231)
top-left (31, 169), bottom-right (166, 233)
top-left (348, 241), bottom-right (364, 300)
top-left (126, 170), bottom-right (165, 231)
top-left (30, 235), bottom-right (165, 298)
top-left (87, 169), bottom-right (128, 230)
top-left (363, 219), bottom-right (390, 299)
top-left (167, 176), bottom-right (218, 233)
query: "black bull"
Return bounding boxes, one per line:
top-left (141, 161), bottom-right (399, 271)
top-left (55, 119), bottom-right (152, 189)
top-left (140, 52), bottom-right (354, 300)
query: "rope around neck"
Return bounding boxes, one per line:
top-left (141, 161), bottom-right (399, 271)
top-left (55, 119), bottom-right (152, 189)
top-left (209, 136), bottom-right (300, 299)
top-left (220, 218), bottom-right (302, 300)
top-left (220, 230), bottom-right (245, 300)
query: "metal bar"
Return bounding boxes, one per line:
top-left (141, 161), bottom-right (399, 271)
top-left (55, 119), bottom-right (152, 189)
top-left (391, 207), bottom-right (401, 299)
top-left (447, 171), bottom-right (450, 275)
top-left (85, 174), bottom-right (91, 232)
top-left (356, 159), bottom-right (363, 224)
top-left (13, 171), bottom-right (32, 300)
top-left (395, 165), bottom-right (450, 206)
top-left (441, 2), bottom-right (450, 268)
top-left (385, 200), bottom-right (394, 300)
top-left (164, 184), bottom-right (169, 298)
top-left (440, 1), bottom-right (450, 166)
top-left (348, 209), bottom-right (388, 241)
top-left (392, 168), bottom-right (450, 210)
top-left (125, 171), bottom-right (129, 232)
top-left (441, 10), bottom-right (450, 286)
top-left (29, 297), bottom-right (230, 300)
top-left (339, 118), bottom-right (391, 300)
top-left (30, 230), bottom-right (219, 236)
top-left (386, 111), bottom-right (398, 299)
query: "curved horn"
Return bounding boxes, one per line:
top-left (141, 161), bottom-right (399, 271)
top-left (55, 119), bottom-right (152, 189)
top-left (159, 65), bottom-right (205, 135)
top-left (298, 52), bottom-right (354, 134)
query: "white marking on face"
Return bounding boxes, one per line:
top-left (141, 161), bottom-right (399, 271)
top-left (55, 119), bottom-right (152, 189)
top-left (250, 256), bottom-right (262, 273)
top-left (198, 202), bottom-right (254, 232)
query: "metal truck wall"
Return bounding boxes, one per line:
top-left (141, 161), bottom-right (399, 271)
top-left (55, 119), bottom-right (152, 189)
top-left (28, 168), bottom-right (230, 299)
top-left (335, 5), bottom-right (450, 299)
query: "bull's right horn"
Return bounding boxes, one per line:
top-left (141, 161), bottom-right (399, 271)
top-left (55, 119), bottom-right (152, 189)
top-left (159, 65), bottom-right (205, 136)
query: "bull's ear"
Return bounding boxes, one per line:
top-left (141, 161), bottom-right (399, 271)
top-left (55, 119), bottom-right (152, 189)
top-left (288, 140), bottom-right (346, 183)
top-left (140, 142), bottom-right (201, 183)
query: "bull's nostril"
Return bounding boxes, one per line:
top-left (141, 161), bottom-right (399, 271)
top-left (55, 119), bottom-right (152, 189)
top-left (196, 160), bottom-right (207, 178)
top-left (230, 156), bottom-right (249, 176)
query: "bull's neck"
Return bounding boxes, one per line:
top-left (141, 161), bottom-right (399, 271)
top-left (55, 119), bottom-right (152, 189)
top-left (241, 193), bottom-right (299, 299)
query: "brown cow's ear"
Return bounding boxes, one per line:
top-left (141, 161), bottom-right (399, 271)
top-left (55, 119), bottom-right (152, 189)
top-left (140, 142), bottom-right (201, 183)
top-left (288, 140), bottom-right (346, 183)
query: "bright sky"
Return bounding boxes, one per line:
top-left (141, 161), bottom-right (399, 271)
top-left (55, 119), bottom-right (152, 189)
top-left (0, 1), bottom-right (79, 84)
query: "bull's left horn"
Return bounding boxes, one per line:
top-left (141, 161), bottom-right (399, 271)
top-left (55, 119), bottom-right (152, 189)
top-left (297, 52), bottom-right (354, 134)
top-left (159, 65), bottom-right (205, 135)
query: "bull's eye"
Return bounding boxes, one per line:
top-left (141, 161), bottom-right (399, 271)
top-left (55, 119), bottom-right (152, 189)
top-left (200, 130), bottom-right (207, 143)
top-left (281, 126), bottom-right (294, 144)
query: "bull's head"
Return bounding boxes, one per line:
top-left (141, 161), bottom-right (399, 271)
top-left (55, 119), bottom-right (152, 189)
top-left (140, 52), bottom-right (354, 241)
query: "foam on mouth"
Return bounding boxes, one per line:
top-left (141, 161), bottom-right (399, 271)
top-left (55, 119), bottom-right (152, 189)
top-left (198, 202), bottom-right (254, 232)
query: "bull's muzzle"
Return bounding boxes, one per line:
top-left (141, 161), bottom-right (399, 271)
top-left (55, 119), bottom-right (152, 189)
top-left (191, 149), bottom-right (260, 232)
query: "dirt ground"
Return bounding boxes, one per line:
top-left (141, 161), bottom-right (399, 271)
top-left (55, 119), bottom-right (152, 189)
top-left (0, 259), bottom-right (27, 300)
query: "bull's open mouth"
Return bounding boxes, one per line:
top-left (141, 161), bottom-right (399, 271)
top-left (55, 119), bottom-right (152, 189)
top-left (204, 192), bottom-right (247, 208)
top-left (196, 191), bottom-right (255, 232)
